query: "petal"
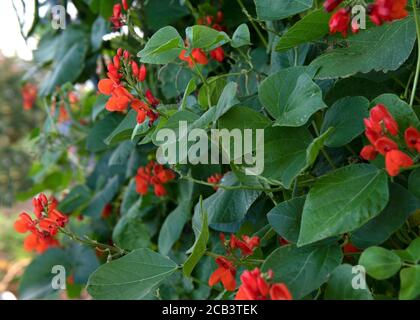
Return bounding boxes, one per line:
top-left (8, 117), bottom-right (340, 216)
top-left (220, 269), bottom-right (236, 291)
top-left (269, 283), bottom-right (292, 300)
top-left (208, 268), bottom-right (223, 287)
top-left (98, 79), bottom-right (114, 95)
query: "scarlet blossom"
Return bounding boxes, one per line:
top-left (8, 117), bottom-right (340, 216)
top-left (360, 145), bottom-right (378, 161)
top-left (375, 137), bottom-right (398, 155)
top-left (131, 61), bottom-right (139, 77)
top-left (138, 64), bottom-right (147, 82)
top-left (235, 268), bottom-right (292, 300)
top-left (405, 127), bottom-right (420, 153)
top-left (343, 242), bottom-right (361, 254)
top-left (369, 104), bottom-right (398, 136)
top-left (179, 48), bottom-right (209, 68)
top-left (145, 89), bottom-right (160, 107)
top-left (207, 173), bottom-right (223, 190)
top-left (135, 161), bottom-right (175, 197)
top-left (230, 234), bottom-right (260, 256)
top-left (323, 0), bottom-right (344, 12)
top-left (98, 78), bottom-right (134, 112)
top-left (385, 150), bottom-right (413, 176)
top-left (132, 99), bottom-right (156, 125)
top-left (122, 0), bottom-right (129, 11)
top-left (210, 47), bottom-right (225, 62)
top-left (21, 83), bottom-right (37, 110)
top-left (110, 4), bottom-right (124, 30)
top-left (15, 194), bottom-right (69, 253)
top-left (279, 237), bottom-right (290, 246)
top-left (101, 204), bottom-right (113, 219)
top-left (369, 0), bottom-right (408, 26)
top-left (208, 256), bottom-right (237, 291)
top-left (329, 8), bottom-right (351, 37)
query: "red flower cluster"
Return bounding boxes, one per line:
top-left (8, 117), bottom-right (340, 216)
top-left (110, 0), bottom-right (130, 30)
top-left (369, 0), bottom-right (408, 26)
top-left (207, 173), bottom-right (223, 190)
top-left (21, 83), bottom-right (37, 110)
top-left (208, 233), bottom-right (260, 291)
top-left (326, 0), bottom-right (408, 37)
top-left (179, 11), bottom-right (226, 67)
top-left (14, 194), bottom-right (69, 253)
top-left (360, 104), bottom-right (417, 176)
top-left (135, 161), bottom-right (176, 197)
top-left (235, 268), bottom-right (292, 300)
top-left (98, 49), bottom-right (159, 125)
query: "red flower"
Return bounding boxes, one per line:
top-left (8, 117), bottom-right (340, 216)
top-left (131, 61), bottom-right (139, 77)
top-left (21, 83), bottom-right (37, 110)
top-left (15, 194), bottom-right (69, 253)
top-left (98, 78), bottom-right (134, 112)
top-left (208, 256), bottom-right (237, 291)
top-left (101, 204), bottom-right (113, 219)
top-left (343, 242), bottom-right (361, 254)
top-left (235, 268), bottom-right (292, 300)
top-left (138, 64), bottom-right (147, 82)
top-left (360, 145), bottom-right (379, 161)
top-left (179, 48), bottom-right (209, 68)
top-left (269, 283), bottom-right (293, 300)
top-left (135, 161), bottom-right (175, 197)
top-left (369, 0), bottom-right (408, 26)
top-left (145, 89), bottom-right (160, 107)
top-left (122, 0), bottom-right (129, 11)
top-left (405, 127), bottom-right (420, 153)
top-left (14, 213), bottom-right (37, 233)
top-left (110, 4), bottom-right (124, 30)
top-left (324, 0), bottom-right (344, 12)
top-left (329, 8), bottom-right (351, 37)
top-left (375, 137), bottom-right (398, 155)
top-left (230, 234), bottom-right (260, 256)
top-left (210, 47), bottom-right (225, 62)
top-left (385, 150), bottom-right (413, 176)
top-left (207, 173), bottom-right (223, 190)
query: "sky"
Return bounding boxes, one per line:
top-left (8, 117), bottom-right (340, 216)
top-left (0, 0), bottom-right (36, 60)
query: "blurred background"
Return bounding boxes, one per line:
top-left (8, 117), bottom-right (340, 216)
top-left (0, 0), bottom-right (45, 299)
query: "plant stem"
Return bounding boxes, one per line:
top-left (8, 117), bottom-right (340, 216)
top-left (180, 174), bottom-right (285, 192)
top-left (410, 0), bottom-right (420, 106)
top-left (235, 0), bottom-right (268, 49)
top-left (312, 121), bottom-right (337, 169)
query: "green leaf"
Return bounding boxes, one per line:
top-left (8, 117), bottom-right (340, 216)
top-left (186, 25), bottom-right (230, 50)
top-left (212, 82), bottom-right (239, 122)
top-left (261, 126), bottom-right (313, 188)
top-left (120, 179), bottom-right (139, 216)
top-left (298, 164), bottom-right (389, 247)
top-left (105, 110), bottom-right (138, 145)
top-left (267, 196), bottom-right (305, 243)
top-left (311, 17), bottom-right (416, 79)
top-left (321, 96), bottom-right (369, 148)
top-left (276, 9), bottom-right (330, 52)
top-left (39, 41), bottom-right (88, 96)
top-left (396, 238), bottom-right (420, 264)
top-left (91, 16), bottom-right (108, 51)
top-left (255, 0), bottom-right (313, 21)
top-left (143, 0), bottom-right (189, 31)
top-left (231, 23), bottom-right (251, 48)
top-left (324, 264), bottom-right (373, 300)
top-left (359, 246), bottom-right (401, 280)
top-left (184, 204), bottom-right (209, 277)
top-left (409, 169), bottom-right (420, 199)
top-left (19, 248), bottom-right (71, 299)
top-left (258, 66), bottom-right (318, 123)
top-left (352, 183), bottom-right (420, 248)
top-left (87, 249), bottom-right (178, 299)
top-left (181, 78), bottom-right (197, 110)
top-left (306, 127), bottom-right (333, 167)
top-left (84, 175), bottom-right (122, 218)
top-left (58, 185), bottom-right (92, 214)
top-left (197, 173), bottom-right (261, 228)
top-left (138, 26), bottom-right (183, 64)
top-left (112, 210), bottom-right (151, 250)
top-left (399, 266), bottom-right (420, 300)
top-left (158, 180), bottom-right (194, 256)
top-left (262, 243), bottom-right (343, 299)
top-left (198, 77), bottom-right (227, 109)
top-left (86, 112), bottom-right (125, 152)
top-left (370, 94), bottom-right (420, 131)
